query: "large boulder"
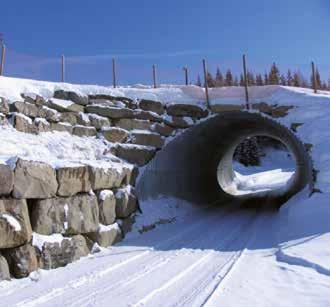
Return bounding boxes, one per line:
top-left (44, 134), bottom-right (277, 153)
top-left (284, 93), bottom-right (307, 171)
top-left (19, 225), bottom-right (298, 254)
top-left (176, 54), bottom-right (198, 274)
top-left (0, 164), bottom-right (14, 196)
top-left (57, 166), bottom-right (91, 197)
top-left (38, 235), bottom-right (89, 270)
top-left (88, 164), bottom-right (126, 190)
top-left (34, 118), bottom-right (51, 133)
top-left (72, 125), bottom-right (97, 137)
top-left (0, 113), bottom-right (8, 126)
top-left (85, 105), bottom-right (134, 119)
top-left (98, 190), bottom-right (116, 225)
top-left (88, 113), bottom-right (111, 130)
top-left (0, 97), bottom-right (9, 115)
top-left (0, 255), bottom-right (10, 280)
top-left (133, 110), bottom-right (163, 122)
top-left (115, 144), bottom-right (156, 166)
top-left (12, 113), bottom-right (36, 134)
top-left (50, 122), bottom-right (73, 134)
top-left (10, 101), bottom-right (39, 118)
top-left (115, 187), bottom-right (138, 218)
top-left (54, 90), bottom-right (89, 106)
top-left (166, 103), bottom-right (208, 118)
top-left (130, 131), bottom-right (165, 149)
top-left (47, 98), bottom-right (85, 113)
top-left (138, 99), bottom-right (164, 115)
top-left (13, 159), bottom-right (58, 199)
top-left (87, 223), bottom-right (122, 247)
top-left (3, 244), bottom-right (38, 278)
top-left (0, 199), bottom-right (32, 249)
top-left (102, 127), bottom-right (129, 143)
top-left (31, 194), bottom-right (99, 235)
top-left (21, 92), bottom-right (46, 106)
top-left (114, 118), bottom-right (153, 131)
top-left (164, 115), bottom-right (194, 129)
top-left (151, 123), bottom-right (174, 137)
top-left (59, 112), bottom-right (78, 125)
top-left (38, 106), bottom-right (60, 122)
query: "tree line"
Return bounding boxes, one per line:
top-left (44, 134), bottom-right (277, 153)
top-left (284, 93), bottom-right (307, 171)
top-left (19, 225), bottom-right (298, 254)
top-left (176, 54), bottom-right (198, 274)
top-left (196, 62), bottom-right (328, 90)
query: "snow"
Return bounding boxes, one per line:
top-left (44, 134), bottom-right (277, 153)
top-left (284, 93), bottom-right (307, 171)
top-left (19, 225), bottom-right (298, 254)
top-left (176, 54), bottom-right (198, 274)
top-left (99, 223), bottom-right (120, 233)
top-left (0, 125), bottom-right (132, 170)
top-left (32, 233), bottom-right (69, 251)
top-left (99, 190), bottom-right (114, 201)
top-left (48, 98), bottom-right (74, 108)
top-left (0, 77), bottom-right (330, 306)
top-left (0, 214), bottom-right (21, 232)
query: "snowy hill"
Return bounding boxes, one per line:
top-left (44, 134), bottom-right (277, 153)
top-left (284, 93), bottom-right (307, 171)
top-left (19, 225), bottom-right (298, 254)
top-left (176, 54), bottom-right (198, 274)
top-left (0, 76), bottom-right (329, 306)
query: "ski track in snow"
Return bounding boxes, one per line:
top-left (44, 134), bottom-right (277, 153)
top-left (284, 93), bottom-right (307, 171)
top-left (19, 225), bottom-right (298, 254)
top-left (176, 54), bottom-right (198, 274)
top-left (1, 206), bottom-right (265, 307)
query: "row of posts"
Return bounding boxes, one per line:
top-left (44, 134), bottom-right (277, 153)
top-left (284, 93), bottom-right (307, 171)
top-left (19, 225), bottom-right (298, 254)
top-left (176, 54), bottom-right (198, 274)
top-left (0, 45), bottom-right (321, 106)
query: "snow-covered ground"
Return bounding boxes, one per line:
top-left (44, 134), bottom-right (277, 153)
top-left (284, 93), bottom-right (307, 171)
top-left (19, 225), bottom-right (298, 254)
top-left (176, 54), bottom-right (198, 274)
top-left (0, 77), bottom-right (330, 306)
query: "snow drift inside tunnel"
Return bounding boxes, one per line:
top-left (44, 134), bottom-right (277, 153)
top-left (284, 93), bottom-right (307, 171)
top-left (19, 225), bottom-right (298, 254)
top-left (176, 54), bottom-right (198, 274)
top-left (137, 111), bottom-right (313, 208)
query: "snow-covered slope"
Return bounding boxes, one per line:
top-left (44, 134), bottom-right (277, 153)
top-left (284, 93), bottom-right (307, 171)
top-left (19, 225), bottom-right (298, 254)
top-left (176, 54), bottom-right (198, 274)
top-left (0, 76), bottom-right (330, 306)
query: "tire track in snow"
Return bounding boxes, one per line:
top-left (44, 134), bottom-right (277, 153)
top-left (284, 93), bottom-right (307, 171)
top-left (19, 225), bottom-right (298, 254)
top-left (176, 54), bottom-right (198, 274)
top-left (16, 205), bottom-right (234, 307)
top-left (60, 208), bottom-right (240, 307)
top-left (131, 211), bottom-right (259, 307)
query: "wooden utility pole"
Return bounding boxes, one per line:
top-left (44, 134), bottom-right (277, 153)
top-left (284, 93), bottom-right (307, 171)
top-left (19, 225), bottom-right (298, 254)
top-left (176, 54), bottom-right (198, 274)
top-left (311, 61), bottom-right (317, 94)
top-left (61, 54), bottom-right (65, 82)
top-left (0, 44), bottom-right (5, 76)
top-left (112, 58), bottom-right (117, 88)
top-left (183, 66), bottom-right (188, 85)
top-left (152, 64), bottom-right (157, 88)
top-left (243, 54), bottom-right (250, 109)
top-left (202, 59), bottom-right (210, 109)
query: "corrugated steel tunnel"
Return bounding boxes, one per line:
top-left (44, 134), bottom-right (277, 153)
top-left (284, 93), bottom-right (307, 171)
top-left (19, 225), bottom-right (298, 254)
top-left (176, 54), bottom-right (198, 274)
top-left (137, 111), bottom-right (313, 208)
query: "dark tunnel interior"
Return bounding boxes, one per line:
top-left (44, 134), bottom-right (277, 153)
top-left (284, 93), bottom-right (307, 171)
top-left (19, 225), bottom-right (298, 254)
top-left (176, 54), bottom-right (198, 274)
top-left (136, 112), bottom-right (313, 209)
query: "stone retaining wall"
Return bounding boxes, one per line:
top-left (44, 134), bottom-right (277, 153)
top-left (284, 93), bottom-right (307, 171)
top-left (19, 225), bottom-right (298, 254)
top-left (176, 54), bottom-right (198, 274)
top-left (0, 89), bottom-right (293, 280)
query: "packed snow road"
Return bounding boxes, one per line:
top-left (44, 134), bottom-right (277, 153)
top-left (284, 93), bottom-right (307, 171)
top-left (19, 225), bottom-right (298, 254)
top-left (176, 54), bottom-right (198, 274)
top-left (1, 202), bottom-right (320, 307)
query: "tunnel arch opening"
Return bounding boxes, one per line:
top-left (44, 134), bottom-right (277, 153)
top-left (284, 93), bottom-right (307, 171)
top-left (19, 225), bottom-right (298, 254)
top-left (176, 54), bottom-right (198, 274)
top-left (137, 111), bottom-right (312, 209)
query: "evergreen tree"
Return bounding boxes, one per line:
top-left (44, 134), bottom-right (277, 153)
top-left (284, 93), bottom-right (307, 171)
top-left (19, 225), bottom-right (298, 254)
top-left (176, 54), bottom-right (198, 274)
top-left (196, 74), bottom-right (202, 87)
top-left (264, 72), bottom-right (269, 85)
top-left (225, 69), bottom-right (234, 86)
top-left (233, 76), bottom-right (239, 86)
top-left (256, 74), bottom-right (263, 86)
top-left (268, 63), bottom-right (280, 85)
top-left (215, 67), bottom-right (224, 87)
top-left (247, 71), bottom-right (256, 85)
top-left (280, 74), bottom-right (287, 86)
top-left (239, 74), bottom-right (245, 86)
top-left (293, 72), bottom-right (301, 87)
top-left (286, 70), bottom-right (293, 86)
top-left (206, 72), bottom-right (215, 87)
top-left (315, 68), bottom-right (321, 89)
top-left (234, 137), bottom-right (261, 166)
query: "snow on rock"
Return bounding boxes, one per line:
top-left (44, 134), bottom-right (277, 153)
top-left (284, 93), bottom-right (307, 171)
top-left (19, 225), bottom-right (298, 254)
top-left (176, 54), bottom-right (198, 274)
top-left (0, 214), bottom-right (21, 232)
top-left (32, 233), bottom-right (69, 251)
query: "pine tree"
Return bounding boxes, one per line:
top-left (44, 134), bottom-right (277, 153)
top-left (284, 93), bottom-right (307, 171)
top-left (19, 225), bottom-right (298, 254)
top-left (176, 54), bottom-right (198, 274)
top-left (239, 74), bottom-right (245, 86)
top-left (215, 67), bottom-right (224, 87)
top-left (234, 137), bottom-right (261, 166)
top-left (206, 72), bottom-right (215, 87)
top-left (315, 68), bottom-right (321, 89)
top-left (256, 74), bottom-right (263, 86)
top-left (280, 74), bottom-right (287, 86)
top-left (268, 63), bottom-right (280, 85)
top-left (247, 71), bottom-right (256, 85)
top-left (264, 72), bottom-right (269, 85)
top-left (196, 74), bottom-right (202, 87)
top-left (225, 69), bottom-right (234, 86)
top-left (233, 76), bottom-right (239, 86)
top-left (293, 72), bottom-right (301, 87)
top-left (286, 70), bottom-right (293, 86)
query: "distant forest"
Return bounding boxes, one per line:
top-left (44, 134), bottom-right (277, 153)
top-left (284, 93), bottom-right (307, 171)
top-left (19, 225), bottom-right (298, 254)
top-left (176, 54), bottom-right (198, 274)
top-left (196, 63), bottom-right (328, 90)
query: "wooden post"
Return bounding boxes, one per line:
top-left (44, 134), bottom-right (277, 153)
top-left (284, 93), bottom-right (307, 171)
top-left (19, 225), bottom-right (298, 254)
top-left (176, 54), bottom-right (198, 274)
top-left (183, 66), bottom-right (188, 85)
top-left (61, 54), bottom-right (65, 82)
top-left (311, 61), bottom-right (317, 94)
top-left (152, 64), bottom-right (157, 88)
top-left (112, 58), bottom-right (117, 88)
top-left (0, 44), bottom-right (6, 76)
top-left (243, 54), bottom-right (250, 109)
top-left (202, 59), bottom-right (210, 109)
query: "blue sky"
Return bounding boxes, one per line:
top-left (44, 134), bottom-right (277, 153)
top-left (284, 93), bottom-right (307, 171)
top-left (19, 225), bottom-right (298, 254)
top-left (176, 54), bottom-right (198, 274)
top-left (2, 0), bottom-right (330, 85)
